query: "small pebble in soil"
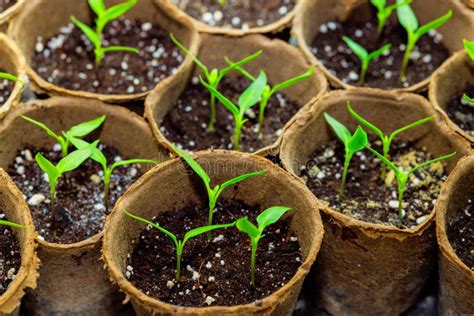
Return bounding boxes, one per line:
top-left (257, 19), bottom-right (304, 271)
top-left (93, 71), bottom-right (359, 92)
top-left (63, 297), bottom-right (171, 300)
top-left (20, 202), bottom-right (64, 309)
top-left (0, 211), bottom-right (21, 295)
top-left (445, 84), bottom-right (474, 137)
top-left (448, 198), bottom-right (474, 270)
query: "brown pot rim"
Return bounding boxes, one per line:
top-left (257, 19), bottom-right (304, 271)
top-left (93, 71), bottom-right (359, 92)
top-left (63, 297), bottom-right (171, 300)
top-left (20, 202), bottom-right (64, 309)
top-left (428, 50), bottom-right (474, 143)
top-left (460, 0), bottom-right (474, 10)
top-left (103, 149), bottom-right (324, 314)
top-left (156, 0), bottom-right (300, 36)
top-left (280, 88), bottom-right (471, 240)
top-left (0, 0), bottom-right (24, 25)
top-left (7, 0), bottom-right (201, 103)
top-left (435, 154), bottom-right (474, 278)
top-left (0, 168), bottom-right (39, 314)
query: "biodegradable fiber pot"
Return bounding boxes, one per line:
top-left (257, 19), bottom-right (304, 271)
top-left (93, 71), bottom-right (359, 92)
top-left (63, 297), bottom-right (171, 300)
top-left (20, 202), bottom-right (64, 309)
top-left (156, 0), bottom-right (300, 36)
top-left (0, 0), bottom-right (24, 26)
top-left (429, 50), bottom-right (474, 143)
top-left (0, 32), bottom-right (26, 119)
top-left (0, 169), bottom-right (39, 316)
top-left (279, 89), bottom-right (471, 315)
top-left (461, 0), bottom-right (474, 9)
top-left (145, 33), bottom-right (328, 156)
top-left (103, 150), bottom-right (324, 315)
top-left (8, 0), bottom-right (200, 103)
top-left (435, 155), bottom-right (474, 314)
top-left (0, 97), bottom-right (169, 315)
top-left (292, 0), bottom-right (474, 92)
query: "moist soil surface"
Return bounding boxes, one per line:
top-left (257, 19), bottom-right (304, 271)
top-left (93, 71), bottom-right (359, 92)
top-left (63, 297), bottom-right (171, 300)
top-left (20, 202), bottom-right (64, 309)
top-left (447, 198), bottom-right (474, 270)
top-left (127, 199), bottom-right (301, 307)
top-left (311, 18), bottom-right (449, 89)
top-left (160, 75), bottom-right (301, 152)
top-left (0, 211), bottom-right (21, 295)
top-left (445, 84), bottom-right (474, 136)
top-left (0, 75), bottom-right (14, 106)
top-left (170, 0), bottom-right (295, 30)
top-left (301, 139), bottom-right (447, 228)
top-left (8, 144), bottom-right (143, 244)
top-left (0, 0), bottom-right (16, 13)
top-left (32, 17), bottom-right (183, 95)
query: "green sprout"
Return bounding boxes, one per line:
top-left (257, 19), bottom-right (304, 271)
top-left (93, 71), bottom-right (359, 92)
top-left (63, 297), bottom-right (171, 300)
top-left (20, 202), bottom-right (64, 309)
top-left (225, 57), bottom-right (314, 134)
top-left (0, 72), bottom-right (25, 86)
top-left (35, 141), bottom-right (98, 234)
top-left (366, 146), bottom-right (456, 220)
top-left (219, 0), bottom-right (228, 6)
top-left (200, 71), bottom-right (267, 150)
top-left (65, 135), bottom-right (158, 211)
top-left (125, 211), bottom-right (234, 281)
top-left (463, 39), bottom-right (474, 103)
top-left (173, 144), bottom-right (266, 227)
top-left (236, 206), bottom-right (292, 288)
top-left (347, 101), bottom-right (434, 179)
top-left (397, 1), bottom-right (452, 81)
top-left (71, 0), bottom-right (139, 65)
top-left (342, 36), bottom-right (391, 86)
top-left (324, 113), bottom-right (368, 197)
top-left (370, 0), bottom-right (411, 35)
top-left (0, 220), bottom-right (24, 229)
top-left (170, 33), bottom-right (262, 131)
top-left (20, 115), bottom-right (105, 158)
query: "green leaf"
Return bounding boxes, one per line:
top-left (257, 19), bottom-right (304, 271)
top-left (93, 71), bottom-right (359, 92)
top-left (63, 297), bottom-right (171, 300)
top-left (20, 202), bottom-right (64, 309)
top-left (102, 46), bottom-right (139, 55)
top-left (236, 217), bottom-right (260, 239)
top-left (366, 146), bottom-right (400, 175)
top-left (124, 211), bottom-right (178, 248)
top-left (183, 222), bottom-right (235, 245)
top-left (416, 10), bottom-right (452, 38)
top-left (103, 0), bottom-right (137, 23)
top-left (272, 66), bottom-right (314, 93)
top-left (0, 72), bottom-right (24, 86)
top-left (256, 206), bottom-right (292, 232)
top-left (389, 115), bottom-right (434, 141)
top-left (170, 33), bottom-right (210, 78)
top-left (342, 36), bottom-right (368, 61)
top-left (110, 159), bottom-right (158, 171)
top-left (386, 0), bottom-right (412, 12)
top-left (20, 115), bottom-right (61, 142)
top-left (199, 77), bottom-right (239, 117)
top-left (370, 0), bottom-right (386, 11)
top-left (324, 112), bottom-right (351, 145)
top-left (367, 43), bottom-right (392, 61)
top-left (238, 71), bottom-right (267, 112)
top-left (464, 39), bottom-right (474, 61)
top-left (70, 16), bottom-right (101, 48)
top-left (88, 0), bottom-right (106, 16)
top-left (173, 144), bottom-right (211, 186)
top-left (224, 57), bottom-right (257, 81)
top-left (219, 170), bottom-right (267, 193)
top-left (68, 115), bottom-right (106, 138)
top-left (63, 133), bottom-right (107, 170)
top-left (464, 94), bottom-right (474, 103)
top-left (35, 153), bottom-right (60, 183)
top-left (220, 50), bottom-right (262, 78)
top-left (56, 140), bottom-right (98, 173)
top-left (397, 0), bottom-right (418, 33)
top-left (408, 152), bottom-right (456, 176)
top-left (0, 220), bottom-right (24, 229)
top-left (348, 126), bottom-right (368, 153)
top-left (347, 101), bottom-right (384, 141)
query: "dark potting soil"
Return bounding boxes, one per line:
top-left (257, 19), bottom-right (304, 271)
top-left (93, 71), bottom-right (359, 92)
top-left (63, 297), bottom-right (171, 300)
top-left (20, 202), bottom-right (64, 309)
top-left (0, 211), bottom-right (21, 295)
top-left (170, 0), bottom-right (295, 30)
top-left (160, 75), bottom-right (301, 152)
top-left (301, 140), bottom-right (448, 228)
top-left (32, 17), bottom-right (183, 95)
top-left (8, 145), bottom-right (143, 244)
top-left (310, 19), bottom-right (449, 89)
top-left (447, 198), bottom-right (474, 270)
top-left (127, 199), bottom-right (301, 307)
top-left (0, 75), bottom-right (14, 106)
top-left (0, 0), bottom-right (16, 13)
top-left (445, 84), bottom-right (474, 137)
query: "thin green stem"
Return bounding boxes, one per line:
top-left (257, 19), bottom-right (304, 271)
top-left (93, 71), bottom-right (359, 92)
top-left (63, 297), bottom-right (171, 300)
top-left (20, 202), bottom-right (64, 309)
top-left (397, 175), bottom-right (407, 220)
top-left (104, 170), bottom-right (111, 211)
top-left (208, 93), bottom-right (216, 132)
top-left (400, 35), bottom-right (415, 81)
top-left (359, 61), bottom-right (368, 86)
top-left (176, 244), bottom-right (182, 281)
top-left (381, 140), bottom-right (390, 180)
top-left (377, 18), bottom-right (384, 36)
top-left (233, 119), bottom-right (243, 151)
top-left (340, 151), bottom-right (352, 198)
top-left (250, 238), bottom-right (258, 288)
top-left (258, 97), bottom-right (269, 136)
top-left (50, 183), bottom-right (57, 236)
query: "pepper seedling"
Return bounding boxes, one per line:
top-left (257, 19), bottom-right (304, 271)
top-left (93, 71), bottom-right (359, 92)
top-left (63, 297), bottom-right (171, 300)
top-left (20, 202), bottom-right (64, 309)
top-left (0, 219), bottom-right (24, 229)
top-left (463, 39), bottom-right (474, 103)
top-left (64, 134), bottom-right (158, 211)
top-left (342, 36), bottom-right (391, 86)
top-left (225, 56), bottom-right (314, 134)
top-left (236, 206), bottom-right (292, 288)
top-left (20, 115), bottom-right (105, 158)
top-left (125, 211), bottom-right (234, 281)
top-left (370, 0), bottom-right (411, 35)
top-left (366, 146), bottom-right (455, 220)
top-left (397, 1), bottom-right (452, 81)
top-left (71, 0), bottom-right (139, 65)
top-left (200, 71), bottom-right (267, 150)
top-left (170, 33), bottom-right (262, 131)
top-left (35, 141), bottom-right (98, 234)
top-left (173, 144), bottom-right (266, 226)
top-left (324, 113), bottom-right (368, 197)
top-left (347, 101), bottom-right (434, 179)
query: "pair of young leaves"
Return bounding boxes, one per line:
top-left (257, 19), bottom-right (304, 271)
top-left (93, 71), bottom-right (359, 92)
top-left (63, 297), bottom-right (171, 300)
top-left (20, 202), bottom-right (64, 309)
top-left (71, 0), bottom-right (139, 65)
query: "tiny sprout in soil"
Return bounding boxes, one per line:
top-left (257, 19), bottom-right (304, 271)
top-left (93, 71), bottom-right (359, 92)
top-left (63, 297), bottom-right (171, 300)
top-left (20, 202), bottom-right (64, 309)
top-left (463, 39), bottom-right (474, 103)
top-left (0, 220), bottom-right (24, 229)
top-left (347, 101), bottom-right (434, 179)
top-left (71, 0), bottom-right (139, 65)
top-left (173, 144), bottom-right (266, 227)
top-left (200, 71), bottom-right (268, 150)
top-left (342, 36), bottom-right (391, 86)
top-left (324, 113), bottom-right (368, 197)
top-left (65, 134), bottom-right (158, 211)
top-left (20, 115), bottom-right (105, 158)
top-left (370, 0), bottom-right (411, 36)
top-left (35, 141), bottom-right (98, 234)
top-left (366, 146), bottom-right (456, 220)
top-left (170, 33), bottom-right (262, 131)
top-left (396, 0), bottom-right (452, 81)
top-left (236, 206), bottom-right (292, 288)
top-left (125, 211), bottom-right (234, 281)
top-left (225, 56), bottom-right (314, 134)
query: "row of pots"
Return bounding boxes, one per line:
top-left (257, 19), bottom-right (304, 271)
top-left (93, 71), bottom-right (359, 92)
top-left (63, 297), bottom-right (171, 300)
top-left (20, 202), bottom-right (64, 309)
top-left (0, 88), bottom-right (472, 315)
